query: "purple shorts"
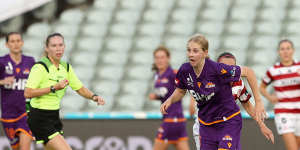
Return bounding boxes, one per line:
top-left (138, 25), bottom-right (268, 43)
top-left (155, 119), bottom-right (188, 144)
top-left (199, 114), bottom-right (242, 150)
top-left (1, 114), bottom-right (33, 148)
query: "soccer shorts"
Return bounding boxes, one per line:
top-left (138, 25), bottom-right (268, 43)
top-left (275, 113), bottom-right (300, 136)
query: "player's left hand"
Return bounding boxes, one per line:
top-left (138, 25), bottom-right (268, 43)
top-left (93, 95), bottom-right (105, 105)
top-left (259, 122), bottom-right (275, 144)
top-left (255, 101), bottom-right (267, 122)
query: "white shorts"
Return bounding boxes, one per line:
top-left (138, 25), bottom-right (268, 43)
top-left (193, 120), bottom-right (200, 150)
top-left (274, 113), bottom-right (300, 136)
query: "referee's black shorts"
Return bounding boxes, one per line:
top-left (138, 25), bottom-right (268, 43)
top-left (27, 106), bottom-right (63, 145)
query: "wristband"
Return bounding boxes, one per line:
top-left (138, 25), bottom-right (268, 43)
top-left (92, 94), bottom-right (98, 99)
top-left (50, 86), bottom-right (56, 93)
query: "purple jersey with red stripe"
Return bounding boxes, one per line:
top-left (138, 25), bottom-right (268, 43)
top-left (0, 54), bottom-right (35, 119)
top-left (154, 66), bottom-right (184, 119)
top-left (175, 58), bottom-right (241, 125)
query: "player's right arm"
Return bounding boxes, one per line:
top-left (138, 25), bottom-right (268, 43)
top-left (160, 88), bottom-right (186, 114)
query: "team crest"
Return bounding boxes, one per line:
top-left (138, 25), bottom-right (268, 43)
top-left (16, 68), bottom-right (20, 74)
top-left (175, 78), bottom-right (179, 85)
top-left (227, 142), bottom-right (232, 148)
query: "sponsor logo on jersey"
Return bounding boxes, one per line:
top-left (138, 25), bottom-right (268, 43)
top-left (161, 78), bottom-right (169, 83)
top-left (5, 62), bottom-right (13, 74)
top-left (205, 82), bottom-right (215, 88)
top-left (16, 68), bottom-right (20, 74)
top-left (23, 68), bottom-right (30, 74)
top-left (222, 135), bottom-right (232, 141)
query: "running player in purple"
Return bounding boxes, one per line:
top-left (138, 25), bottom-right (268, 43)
top-left (0, 32), bottom-right (35, 150)
top-left (161, 34), bottom-right (266, 150)
top-left (149, 46), bottom-right (189, 150)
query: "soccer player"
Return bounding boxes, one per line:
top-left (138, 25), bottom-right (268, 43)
top-left (161, 34), bottom-right (266, 150)
top-left (260, 39), bottom-right (300, 150)
top-left (0, 32), bottom-right (35, 150)
top-left (24, 33), bottom-right (105, 150)
top-left (190, 52), bottom-right (274, 150)
top-left (149, 46), bottom-right (189, 150)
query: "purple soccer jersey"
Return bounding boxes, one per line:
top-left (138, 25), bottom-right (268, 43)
top-left (0, 54), bottom-right (35, 119)
top-left (154, 66), bottom-right (184, 119)
top-left (175, 58), bottom-right (241, 125)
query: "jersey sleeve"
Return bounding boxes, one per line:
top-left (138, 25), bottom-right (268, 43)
top-left (26, 64), bottom-right (47, 89)
top-left (262, 70), bottom-right (273, 85)
top-left (237, 80), bottom-right (252, 103)
top-left (217, 62), bottom-right (241, 83)
top-left (68, 65), bottom-right (83, 91)
top-left (175, 65), bottom-right (187, 89)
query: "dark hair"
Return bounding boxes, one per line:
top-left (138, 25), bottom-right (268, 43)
top-left (5, 32), bottom-right (22, 42)
top-left (217, 52), bottom-right (236, 63)
top-left (188, 34), bottom-right (209, 51)
top-left (278, 39), bottom-right (294, 50)
top-left (45, 33), bottom-right (64, 47)
top-left (152, 46), bottom-right (171, 72)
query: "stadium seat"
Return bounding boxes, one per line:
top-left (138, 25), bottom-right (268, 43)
top-left (81, 23), bottom-right (108, 38)
top-left (101, 51), bottom-right (128, 65)
top-left (53, 24), bottom-right (79, 38)
top-left (138, 23), bottom-right (165, 37)
top-left (32, 1), bottom-right (57, 20)
top-left (171, 50), bottom-right (187, 67)
top-left (66, 0), bottom-right (87, 5)
top-left (120, 0), bottom-right (146, 11)
top-left (250, 49), bottom-right (276, 67)
top-left (61, 94), bottom-right (86, 112)
top-left (251, 36), bottom-right (278, 50)
top-left (0, 38), bottom-right (9, 56)
top-left (165, 36), bottom-right (188, 51)
top-left (115, 10), bottom-right (141, 24)
top-left (255, 21), bottom-right (281, 35)
top-left (177, 0), bottom-right (202, 9)
top-left (142, 9), bottom-right (169, 24)
top-left (234, 0), bottom-right (260, 8)
top-left (105, 37), bottom-right (132, 52)
top-left (93, 0), bottom-right (117, 11)
top-left (73, 65), bottom-right (95, 82)
top-left (262, 0), bottom-right (287, 9)
top-left (116, 94), bottom-right (145, 111)
top-left (131, 51), bottom-right (153, 65)
top-left (197, 21), bottom-right (224, 36)
top-left (206, 0), bottom-right (230, 9)
top-left (26, 22), bottom-right (52, 39)
top-left (122, 80), bottom-right (149, 95)
top-left (201, 8), bottom-right (227, 21)
top-left (134, 36), bottom-right (162, 51)
top-left (148, 0), bottom-right (174, 11)
top-left (97, 65), bottom-right (124, 81)
top-left (127, 65), bottom-right (153, 80)
top-left (286, 22), bottom-right (300, 35)
top-left (92, 80), bottom-right (120, 96)
top-left (76, 37), bottom-right (102, 52)
top-left (258, 8), bottom-right (285, 22)
top-left (22, 37), bottom-right (44, 53)
top-left (226, 21), bottom-right (253, 36)
top-left (0, 16), bottom-right (24, 33)
top-left (168, 22), bottom-right (195, 36)
top-left (86, 10), bottom-right (112, 24)
top-left (58, 9), bottom-right (84, 25)
top-left (71, 51), bottom-right (98, 66)
top-left (171, 9), bottom-right (197, 23)
top-left (230, 7), bottom-right (256, 21)
top-left (110, 23), bottom-right (136, 37)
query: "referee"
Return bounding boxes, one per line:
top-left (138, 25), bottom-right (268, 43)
top-left (24, 33), bottom-right (105, 150)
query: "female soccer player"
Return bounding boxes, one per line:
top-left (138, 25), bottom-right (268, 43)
top-left (190, 52), bottom-right (274, 150)
top-left (149, 46), bottom-right (189, 150)
top-left (24, 33), bottom-right (105, 150)
top-left (0, 32), bottom-right (35, 150)
top-left (161, 34), bottom-right (266, 150)
top-left (260, 39), bottom-right (300, 150)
